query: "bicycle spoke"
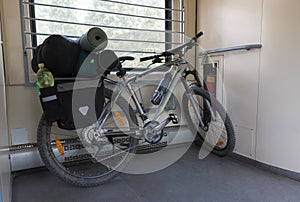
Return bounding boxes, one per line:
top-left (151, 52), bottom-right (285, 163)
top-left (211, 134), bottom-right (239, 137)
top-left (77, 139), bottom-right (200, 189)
top-left (184, 86), bottom-right (235, 155)
top-left (94, 141), bottom-right (143, 164)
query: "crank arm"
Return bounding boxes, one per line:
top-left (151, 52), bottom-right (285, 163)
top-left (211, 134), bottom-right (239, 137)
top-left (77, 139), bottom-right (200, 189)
top-left (153, 117), bottom-right (172, 132)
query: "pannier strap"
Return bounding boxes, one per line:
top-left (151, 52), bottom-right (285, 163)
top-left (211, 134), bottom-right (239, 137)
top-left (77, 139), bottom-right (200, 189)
top-left (42, 95), bottom-right (57, 102)
top-left (57, 80), bottom-right (102, 92)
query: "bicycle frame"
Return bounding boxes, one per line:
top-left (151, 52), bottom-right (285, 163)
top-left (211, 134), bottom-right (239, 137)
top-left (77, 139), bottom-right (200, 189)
top-left (97, 57), bottom-right (210, 138)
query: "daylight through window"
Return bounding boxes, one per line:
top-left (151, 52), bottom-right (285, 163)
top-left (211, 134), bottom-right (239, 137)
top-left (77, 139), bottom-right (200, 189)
top-left (20, 0), bottom-right (184, 83)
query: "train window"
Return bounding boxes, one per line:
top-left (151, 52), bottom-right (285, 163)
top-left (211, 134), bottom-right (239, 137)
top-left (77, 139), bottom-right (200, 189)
top-left (20, 0), bottom-right (184, 83)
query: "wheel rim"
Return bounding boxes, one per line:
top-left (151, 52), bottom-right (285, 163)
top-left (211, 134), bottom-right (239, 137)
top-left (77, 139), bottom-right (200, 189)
top-left (44, 96), bottom-right (136, 179)
top-left (78, 99), bottom-right (136, 171)
top-left (46, 122), bottom-right (113, 179)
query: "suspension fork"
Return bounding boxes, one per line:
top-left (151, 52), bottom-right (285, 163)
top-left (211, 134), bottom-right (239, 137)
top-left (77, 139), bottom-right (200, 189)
top-left (183, 68), bottom-right (216, 118)
top-left (183, 68), bottom-right (203, 88)
top-left (181, 74), bottom-right (216, 129)
top-left (181, 76), bottom-right (205, 128)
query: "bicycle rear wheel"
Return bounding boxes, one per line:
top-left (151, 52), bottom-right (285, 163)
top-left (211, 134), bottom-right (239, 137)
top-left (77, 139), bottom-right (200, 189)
top-left (183, 86), bottom-right (235, 156)
top-left (37, 88), bottom-right (138, 187)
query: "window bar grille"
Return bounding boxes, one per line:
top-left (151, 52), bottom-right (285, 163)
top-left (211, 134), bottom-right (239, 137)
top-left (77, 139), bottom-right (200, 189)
top-left (22, 1), bottom-right (184, 23)
top-left (20, 0), bottom-right (185, 84)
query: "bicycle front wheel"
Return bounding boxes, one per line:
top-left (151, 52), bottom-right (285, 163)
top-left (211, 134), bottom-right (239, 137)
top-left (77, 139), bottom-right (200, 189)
top-left (37, 88), bottom-right (138, 187)
top-left (183, 86), bottom-right (235, 157)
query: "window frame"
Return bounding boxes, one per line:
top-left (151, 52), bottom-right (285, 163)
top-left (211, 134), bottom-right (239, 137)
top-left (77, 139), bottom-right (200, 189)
top-left (20, 0), bottom-right (185, 84)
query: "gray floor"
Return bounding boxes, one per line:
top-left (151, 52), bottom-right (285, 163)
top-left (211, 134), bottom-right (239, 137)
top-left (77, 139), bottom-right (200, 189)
top-left (12, 145), bottom-right (300, 202)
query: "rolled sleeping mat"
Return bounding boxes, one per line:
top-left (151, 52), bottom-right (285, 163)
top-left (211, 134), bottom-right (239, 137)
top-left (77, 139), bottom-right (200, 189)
top-left (78, 27), bottom-right (108, 52)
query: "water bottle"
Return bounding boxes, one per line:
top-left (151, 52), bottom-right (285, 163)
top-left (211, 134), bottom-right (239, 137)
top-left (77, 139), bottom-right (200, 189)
top-left (151, 67), bottom-right (175, 105)
top-left (35, 81), bottom-right (41, 95)
top-left (36, 63), bottom-right (54, 88)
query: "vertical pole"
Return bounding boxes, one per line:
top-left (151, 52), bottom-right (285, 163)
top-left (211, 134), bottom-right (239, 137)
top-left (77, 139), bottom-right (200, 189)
top-left (183, 0), bottom-right (197, 67)
top-left (165, 0), bottom-right (172, 51)
top-left (29, 0), bottom-right (37, 52)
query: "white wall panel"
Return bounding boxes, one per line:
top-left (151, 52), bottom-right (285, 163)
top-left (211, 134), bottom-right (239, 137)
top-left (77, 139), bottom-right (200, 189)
top-left (256, 0), bottom-right (300, 172)
top-left (0, 17), bottom-right (11, 202)
top-left (198, 0), bottom-right (262, 50)
top-left (198, 0), bottom-right (263, 159)
top-left (0, 0), bottom-right (24, 85)
top-left (6, 86), bottom-right (42, 143)
top-left (198, 0), bottom-right (300, 172)
top-left (223, 51), bottom-right (261, 129)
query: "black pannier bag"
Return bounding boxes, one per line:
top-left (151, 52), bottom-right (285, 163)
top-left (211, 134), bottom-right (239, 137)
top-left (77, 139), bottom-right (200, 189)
top-left (39, 78), bottom-right (105, 130)
top-left (32, 34), bottom-right (107, 130)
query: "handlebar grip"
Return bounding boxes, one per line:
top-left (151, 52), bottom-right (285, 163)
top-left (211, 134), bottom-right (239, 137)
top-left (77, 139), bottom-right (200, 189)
top-left (140, 56), bottom-right (155, 62)
top-left (140, 52), bottom-right (174, 62)
top-left (119, 56), bottom-right (135, 61)
top-left (195, 32), bottom-right (204, 39)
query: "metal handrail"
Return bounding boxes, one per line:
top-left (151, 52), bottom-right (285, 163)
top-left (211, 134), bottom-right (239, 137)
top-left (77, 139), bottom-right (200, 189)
top-left (199, 44), bottom-right (262, 56)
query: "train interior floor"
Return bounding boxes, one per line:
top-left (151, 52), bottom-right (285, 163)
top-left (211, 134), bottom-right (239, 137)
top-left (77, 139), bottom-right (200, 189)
top-left (12, 144), bottom-right (300, 202)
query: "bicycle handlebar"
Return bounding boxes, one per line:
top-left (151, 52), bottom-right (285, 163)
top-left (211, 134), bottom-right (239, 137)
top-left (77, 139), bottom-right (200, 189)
top-left (139, 52), bottom-right (173, 62)
top-left (140, 31), bottom-right (203, 62)
top-left (195, 31), bottom-right (204, 39)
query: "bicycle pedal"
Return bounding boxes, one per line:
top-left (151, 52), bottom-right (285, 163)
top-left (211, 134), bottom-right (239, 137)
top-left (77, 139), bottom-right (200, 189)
top-left (169, 114), bottom-right (179, 124)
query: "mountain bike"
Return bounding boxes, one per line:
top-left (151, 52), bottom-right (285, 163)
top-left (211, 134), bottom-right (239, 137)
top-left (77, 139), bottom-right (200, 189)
top-left (37, 32), bottom-right (235, 187)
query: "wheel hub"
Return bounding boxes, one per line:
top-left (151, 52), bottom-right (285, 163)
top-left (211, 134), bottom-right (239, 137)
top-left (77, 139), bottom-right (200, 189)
top-left (79, 125), bottom-right (111, 150)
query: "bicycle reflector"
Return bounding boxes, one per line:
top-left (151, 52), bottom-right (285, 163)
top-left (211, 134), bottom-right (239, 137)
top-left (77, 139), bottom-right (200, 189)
top-left (216, 141), bottom-right (225, 147)
top-left (55, 137), bottom-right (65, 156)
top-left (114, 111), bottom-right (125, 126)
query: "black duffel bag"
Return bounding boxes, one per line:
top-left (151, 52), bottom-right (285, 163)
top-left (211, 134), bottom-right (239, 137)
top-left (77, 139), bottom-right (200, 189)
top-left (32, 35), bottom-right (81, 77)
